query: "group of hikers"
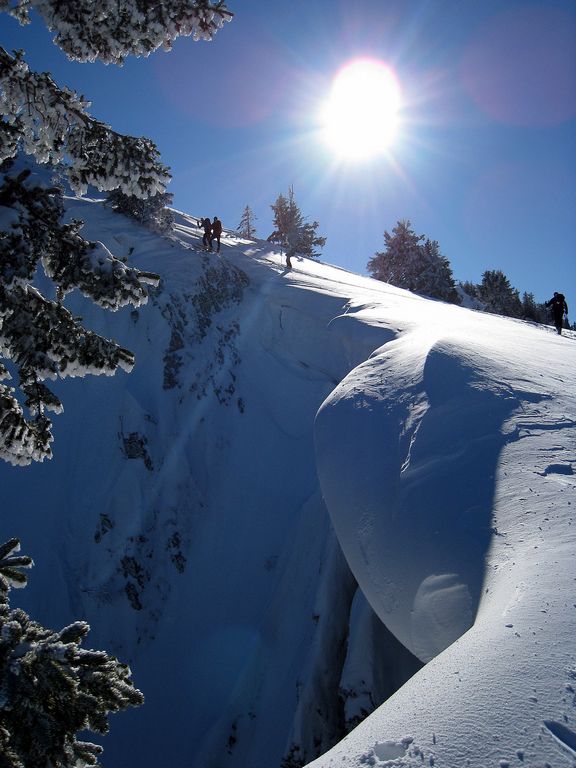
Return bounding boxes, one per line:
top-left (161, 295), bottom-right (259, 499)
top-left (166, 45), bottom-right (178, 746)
top-left (546, 292), bottom-right (569, 335)
top-left (198, 216), bottom-right (223, 253)
top-left (194, 216), bottom-right (569, 336)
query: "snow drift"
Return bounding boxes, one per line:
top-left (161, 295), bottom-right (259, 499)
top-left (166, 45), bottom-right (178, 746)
top-left (313, 302), bottom-right (576, 767)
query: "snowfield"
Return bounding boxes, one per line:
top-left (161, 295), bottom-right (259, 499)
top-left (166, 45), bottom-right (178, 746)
top-left (1, 199), bottom-right (574, 768)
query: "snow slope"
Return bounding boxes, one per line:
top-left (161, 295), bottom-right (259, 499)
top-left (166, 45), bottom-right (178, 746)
top-left (1, 198), bottom-right (574, 768)
top-left (312, 299), bottom-right (576, 767)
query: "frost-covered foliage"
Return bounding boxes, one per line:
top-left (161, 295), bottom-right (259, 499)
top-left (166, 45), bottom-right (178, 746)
top-left (107, 189), bottom-right (175, 235)
top-left (415, 239), bottom-right (461, 304)
top-left (237, 204), bottom-right (257, 239)
top-left (0, 0), bottom-right (231, 465)
top-left (0, 2), bottom-right (231, 195)
top-left (268, 187), bottom-right (326, 262)
top-left (462, 270), bottom-right (523, 319)
top-left (0, 0), bottom-right (232, 65)
top-left (367, 220), bottom-right (424, 291)
top-left (367, 220), bottom-right (460, 305)
top-left (0, 163), bottom-right (160, 465)
top-left (478, 269), bottom-right (522, 318)
top-left (460, 282), bottom-right (550, 322)
top-left (0, 48), bottom-right (170, 198)
top-left (0, 537), bottom-right (144, 768)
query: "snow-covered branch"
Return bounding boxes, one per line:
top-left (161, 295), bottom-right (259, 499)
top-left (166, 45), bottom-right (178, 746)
top-left (1, 0), bottom-right (233, 64)
top-left (0, 48), bottom-right (171, 197)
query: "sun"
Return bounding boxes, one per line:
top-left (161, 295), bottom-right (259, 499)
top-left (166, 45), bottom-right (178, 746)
top-left (320, 59), bottom-right (401, 161)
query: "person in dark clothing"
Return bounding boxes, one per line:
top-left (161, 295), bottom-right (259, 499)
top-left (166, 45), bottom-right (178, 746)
top-left (200, 217), bottom-right (212, 250)
top-left (545, 292), bottom-right (569, 335)
top-left (211, 216), bottom-right (223, 253)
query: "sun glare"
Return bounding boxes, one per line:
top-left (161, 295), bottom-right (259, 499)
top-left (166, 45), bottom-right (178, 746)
top-left (321, 59), bottom-right (401, 161)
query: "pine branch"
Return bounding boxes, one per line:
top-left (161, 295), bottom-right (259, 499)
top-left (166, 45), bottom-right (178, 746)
top-left (0, 47), bottom-right (171, 197)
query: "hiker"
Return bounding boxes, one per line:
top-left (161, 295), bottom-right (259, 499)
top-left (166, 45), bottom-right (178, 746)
top-left (211, 216), bottom-right (223, 253)
top-left (545, 292), bottom-right (569, 335)
top-left (201, 217), bottom-right (212, 250)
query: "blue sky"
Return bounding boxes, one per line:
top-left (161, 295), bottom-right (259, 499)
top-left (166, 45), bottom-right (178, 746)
top-left (4, 0), bottom-right (576, 303)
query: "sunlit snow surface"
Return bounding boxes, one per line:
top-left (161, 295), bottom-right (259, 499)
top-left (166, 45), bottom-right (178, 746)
top-left (313, 299), bottom-right (576, 767)
top-left (1, 199), bottom-right (575, 768)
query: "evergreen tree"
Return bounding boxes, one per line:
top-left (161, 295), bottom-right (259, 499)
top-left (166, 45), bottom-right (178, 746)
top-left (268, 193), bottom-right (288, 246)
top-left (106, 189), bottom-right (175, 235)
top-left (459, 280), bottom-right (480, 300)
top-left (521, 291), bottom-right (548, 323)
top-left (0, 538), bottom-right (144, 768)
top-left (367, 220), bottom-right (426, 290)
top-left (268, 186), bottom-right (325, 261)
top-left (268, 188), bottom-right (301, 259)
top-left (412, 239), bottom-right (461, 304)
top-left (237, 204), bottom-right (257, 239)
top-left (368, 222), bottom-right (460, 303)
top-left (478, 269), bottom-right (523, 318)
top-left (0, 1), bottom-right (232, 464)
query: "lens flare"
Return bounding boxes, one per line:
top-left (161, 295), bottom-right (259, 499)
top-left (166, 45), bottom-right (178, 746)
top-left (321, 59), bottom-right (401, 160)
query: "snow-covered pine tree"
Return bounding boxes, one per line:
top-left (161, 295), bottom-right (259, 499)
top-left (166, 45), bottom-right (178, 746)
top-left (367, 219), bottom-right (426, 290)
top-left (237, 204), bottom-right (257, 239)
top-left (478, 269), bottom-right (523, 318)
top-left (414, 239), bottom-right (461, 304)
top-left (0, 161), bottom-right (162, 465)
top-left (368, 223), bottom-right (460, 303)
top-left (0, 537), bottom-right (144, 768)
top-left (1, 1), bottom-right (233, 65)
top-left (0, 1), bottom-right (232, 465)
top-left (106, 189), bottom-right (175, 235)
top-left (268, 187), bottom-right (326, 261)
top-left (0, 46), bottom-right (171, 199)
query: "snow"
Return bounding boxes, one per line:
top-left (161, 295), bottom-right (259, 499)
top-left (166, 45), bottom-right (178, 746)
top-left (0, 196), bottom-right (575, 768)
top-left (312, 311), bottom-right (576, 763)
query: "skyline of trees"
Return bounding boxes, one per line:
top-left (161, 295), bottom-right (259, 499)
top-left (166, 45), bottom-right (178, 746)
top-left (363, 219), bottom-right (565, 325)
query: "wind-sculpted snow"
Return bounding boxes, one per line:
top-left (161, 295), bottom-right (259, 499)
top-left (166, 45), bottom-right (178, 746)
top-left (312, 310), bottom-right (576, 766)
top-left (315, 330), bottom-right (523, 663)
